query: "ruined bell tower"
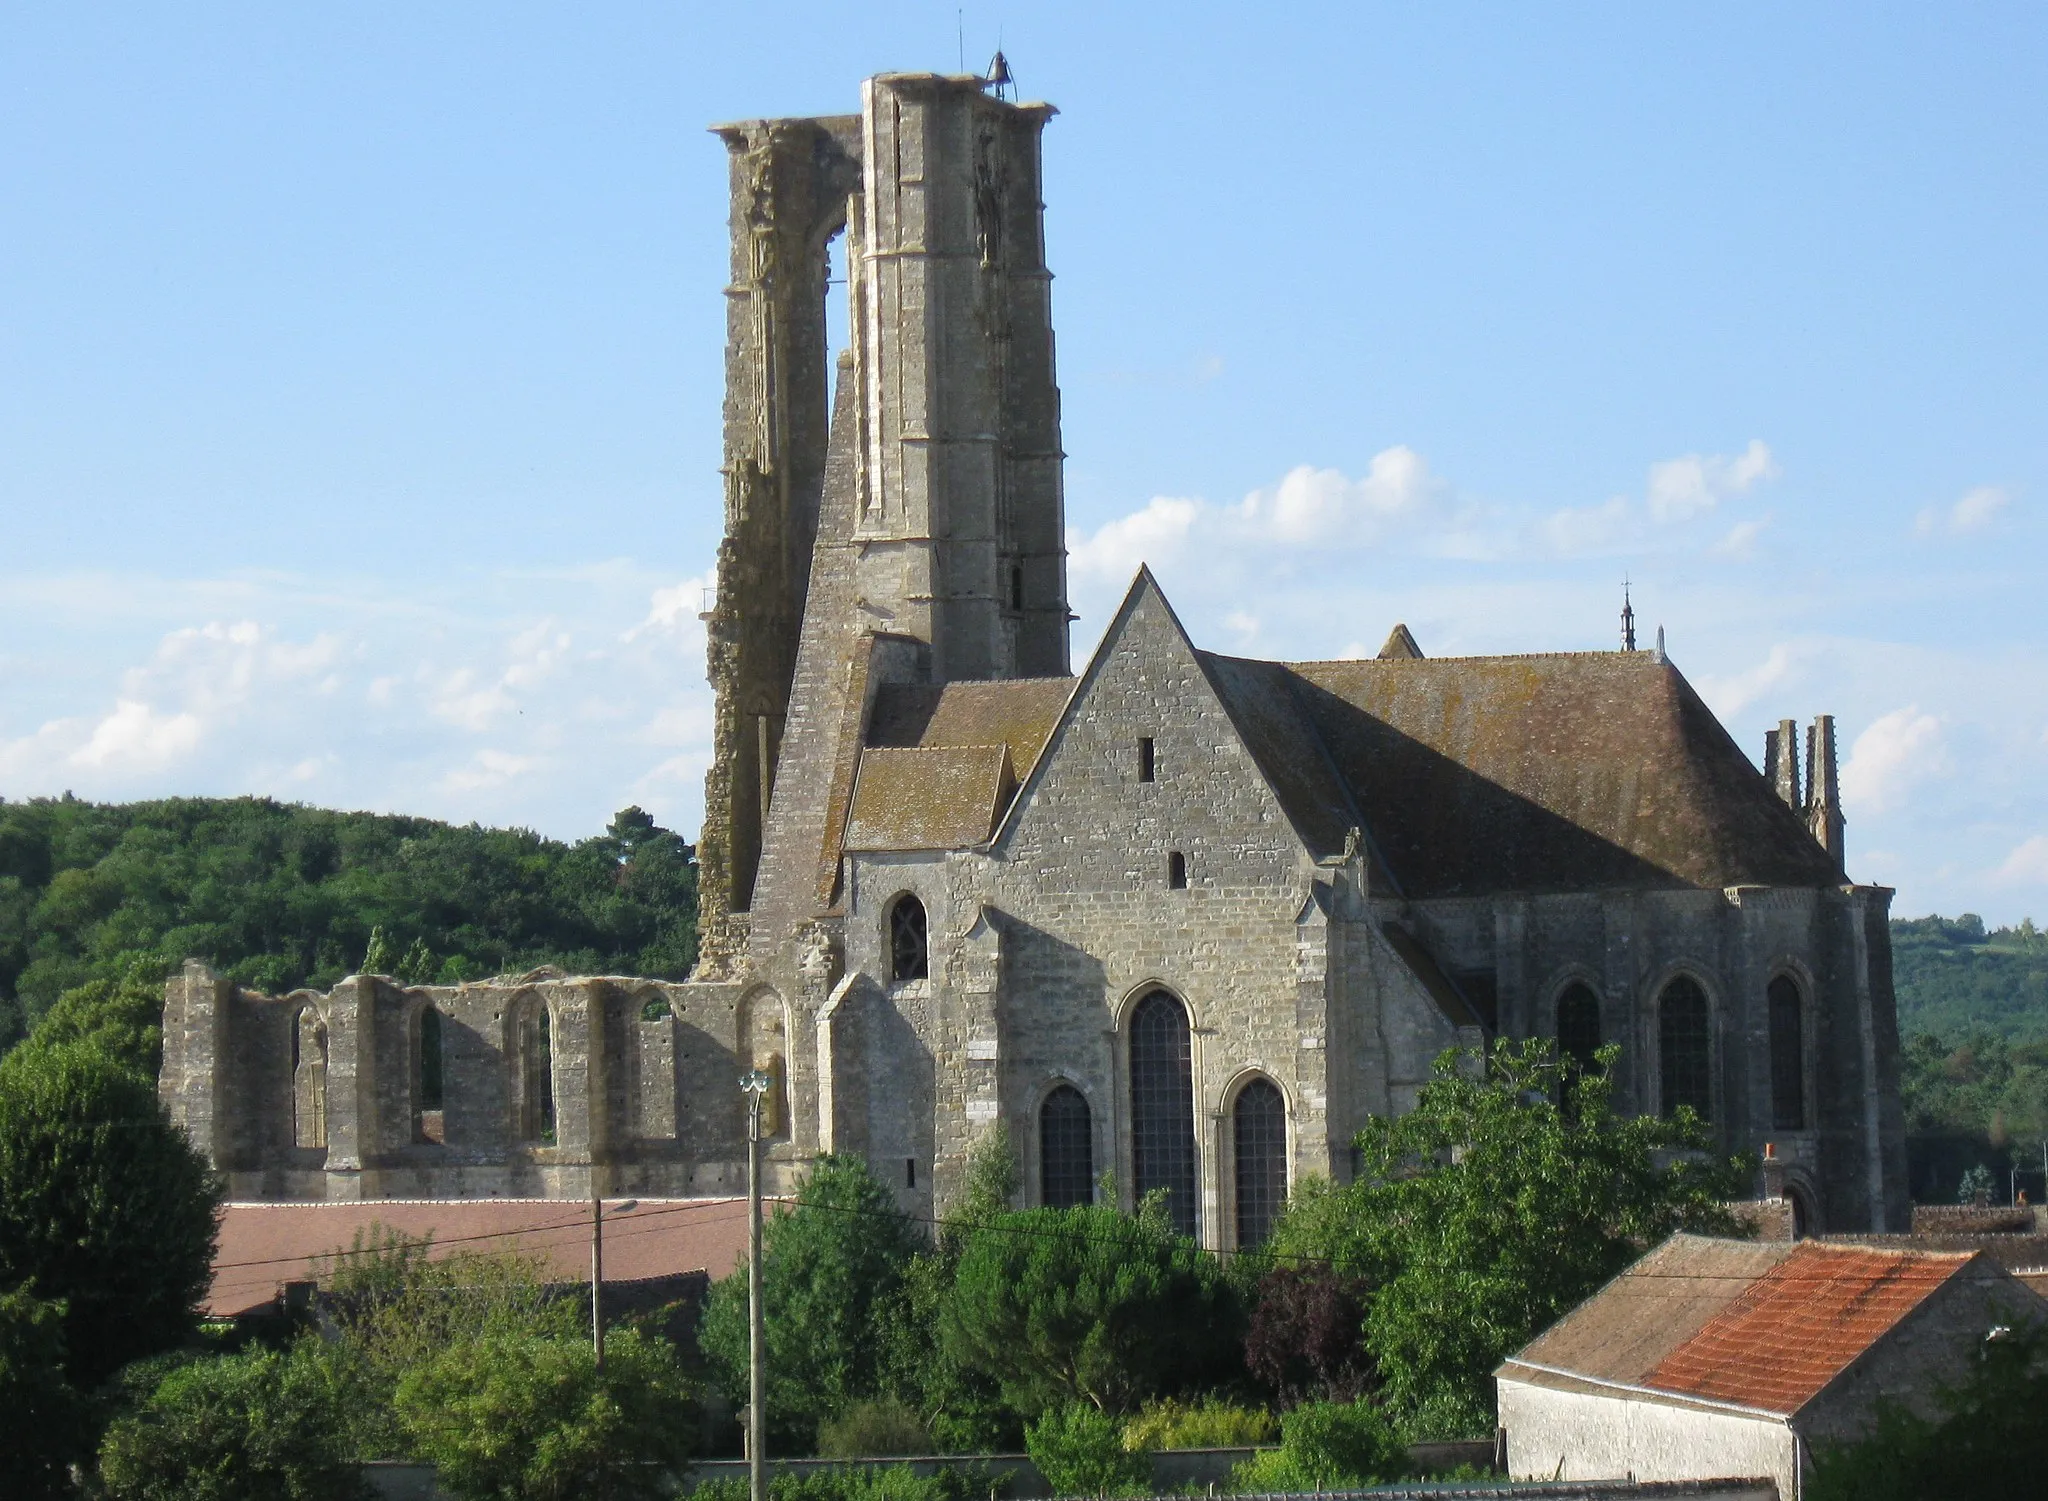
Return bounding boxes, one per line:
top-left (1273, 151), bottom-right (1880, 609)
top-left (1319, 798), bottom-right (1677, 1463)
top-left (697, 72), bottom-right (1071, 976)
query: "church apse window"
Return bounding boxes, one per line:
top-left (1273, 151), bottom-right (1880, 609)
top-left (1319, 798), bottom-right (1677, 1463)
top-left (1040, 1084), bottom-right (1093, 1209)
top-left (1233, 1077), bottom-right (1287, 1249)
top-left (1768, 975), bottom-right (1806, 1131)
top-left (514, 1002), bottom-right (556, 1145)
top-left (1556, 983), bottom-right (1601, 1076)
top-left (413, 1003), bottom-right (445, 1144)
top-left (1129, 990), bottom-right (1198, 1236)
top-left (1658, 976), bottom-right (1713, 1121)
top-left (889, 895), bottom-right (929, 982)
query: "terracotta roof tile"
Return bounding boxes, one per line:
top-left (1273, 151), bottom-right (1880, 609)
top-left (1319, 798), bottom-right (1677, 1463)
top-left (1645, 1243), bottom-right (1976, 1415)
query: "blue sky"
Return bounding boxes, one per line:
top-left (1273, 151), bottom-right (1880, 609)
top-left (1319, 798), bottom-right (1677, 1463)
top-left (4, 4), bottom-right (2045, 923)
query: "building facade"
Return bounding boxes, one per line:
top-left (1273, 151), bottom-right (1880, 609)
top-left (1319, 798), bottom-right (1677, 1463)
top-left (160, 69), bottom-right (1910, 1238)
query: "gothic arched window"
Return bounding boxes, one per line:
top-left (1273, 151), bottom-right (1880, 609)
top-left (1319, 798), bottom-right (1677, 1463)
top-left (1233, 1077), bottom-right (1287, 1249)
top-left (413, 1003), bottom-right (445, 1143)
top-left (514, 1001), bottom-right (556, 1144)
top-left (1129, 990), bottom-right (1198, 1237)
top-left (1556, 983), bottom-right (1601, 1075)
top-left (1039, 1085), bottom-right (1093, 1209)
top-left (1659, 976), bottom-right (1713, 1120)
top-left (889, 895), bottom-right (928, 982)
top-left (292, 1008), bottom-right (328, 1151)
top-left (1768, 975), bottom-right (1806, 1131)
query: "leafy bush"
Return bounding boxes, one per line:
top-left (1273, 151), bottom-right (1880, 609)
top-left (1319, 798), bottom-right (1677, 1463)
top-left (0, 1037), bottom-right (219, 1385)
top-left (393, 1326), bottom-right (695, 1501)
top-left (1024, 1403), bottom-right (1150, 1497)
top-left (943, 1197), bottom-right (1243, 1419)
top-left (818, 1396), bottom-right (934, 1457)
top-left (0, 1283), bottom-right (92, 1501)
top-left (690, 1466), bottom-right (994, 1501)
top-left (97, 1339), bottom-right (374, 1501)
top-left (1242, 1266), bottom-right (1374, 1404)
top-left (700, 1155), bottom-right (925, 1450)
top-left (1227, 1400), bottom-right (1403, 1492)
top-left (1120, 1396), bottom-right (1275, 1450)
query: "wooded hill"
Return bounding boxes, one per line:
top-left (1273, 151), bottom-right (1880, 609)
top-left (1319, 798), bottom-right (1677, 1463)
top-left (0, 795), bottom-right (697, 1054)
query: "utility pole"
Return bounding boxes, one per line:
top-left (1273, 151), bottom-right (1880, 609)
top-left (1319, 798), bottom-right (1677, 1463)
top-left (740, 1069), bottom-right (773, 1501)
top-left (590, 1193), bottom-right (638, 1373)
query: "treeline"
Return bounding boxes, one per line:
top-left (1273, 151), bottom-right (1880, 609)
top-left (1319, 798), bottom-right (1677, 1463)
top-left (1893, 913), bottom-right (2048, 1042)
top-left (0, 795), bottom-right (698, 1053)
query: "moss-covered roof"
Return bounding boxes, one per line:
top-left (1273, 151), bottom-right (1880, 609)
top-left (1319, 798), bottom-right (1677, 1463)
top-left (866, 678), bottom-right (1073, 781)
top-left (844, 744), bottom-right (1017, 851)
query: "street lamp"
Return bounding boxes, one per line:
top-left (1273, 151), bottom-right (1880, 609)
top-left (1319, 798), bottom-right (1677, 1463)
top-left (739, 1069), bottom-right (773, 1501)
top-left (591, 1195), bottom-right (638, 1372)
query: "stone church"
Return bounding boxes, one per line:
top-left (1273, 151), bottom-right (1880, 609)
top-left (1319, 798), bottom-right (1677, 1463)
top-left (160, 69), bottom-right (1909, 1242)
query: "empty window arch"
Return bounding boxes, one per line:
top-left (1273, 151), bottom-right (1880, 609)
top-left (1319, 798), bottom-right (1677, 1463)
top-left (889, 894), bottom-right (929, 982)
top-left (1039, 1084), bottom-right (1094, 1209)
top-left (1556, 983), bottom-right (1601, 1075)
top-left (1659, 976), bottom-right (1713, 1120)
top-left (1768, 975), bottom-right (1806, 1131)
top-left (292, 1008), bottom-right (328, 1151)
top-left (413, 1003), bottom-right (445, 1143)
top-left (1167, 851), bottom-right (1187, 889)
top-left (513, 1001), bottom-right (556, 1144)
top-left (1233, 1077), bottom-right (1287, 1249)
top-left (1129, 990), bottom-right (1198, 1237)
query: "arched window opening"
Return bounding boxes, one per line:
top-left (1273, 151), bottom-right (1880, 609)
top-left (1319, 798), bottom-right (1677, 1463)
top-left (1556, 983), bottom-right (1601, 1075)
top-left (1010, 564), bottom-right (1025, 612)
top-left (1769, 975), bottom-right (1806, 1131)
top-left (1130, 990), bottom-right (1198, 1237)
top-left (413, 1003), bottom-right (445, 1144)
top-left (889, 895), bottom-right (928, 982)
top-left (1040, 1085), bottom-right (1093, 1209)
top-left (1233, 1078), bottom-right (1288, 1249)
top-left (516, 1003), bottom-right (556, 1145)
top-left (292, 1009), bottom-right (328, 1151)
top-left (1659, 977), bottom-right (1713, 1121)
top-left (1167, 852), bottom-right (1187, 890)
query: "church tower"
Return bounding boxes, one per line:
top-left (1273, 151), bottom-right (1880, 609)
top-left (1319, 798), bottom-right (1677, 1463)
top-left (697, 72), bottom-right (1070, 974)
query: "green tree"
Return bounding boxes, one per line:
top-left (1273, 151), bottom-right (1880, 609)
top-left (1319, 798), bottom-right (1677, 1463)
top-left (393, 1326), bottom-right (694, 1501)
top-left (1023, 1403), bottom-right (1150, 1497)
top-left (1806, 1325), bottom-right (2048, 1500)
top-left (97, 1340), bottom-right (374, 1501)
top-left (941, 1195), bottom-right (1243, 1419)
top-left (1267, 1038), bottom-right (1749, 1435)
top-left (1227, 1400), bottom-right (1404, 1492)
top-left (0, 1039), bottom-right (219, 1385)
top-left (27, 968), bottom-right (165, 1078)
top-left (699, 1155), bottom-right (924, 1448)
top-left (0, 1283), bottom-right (92, 1501)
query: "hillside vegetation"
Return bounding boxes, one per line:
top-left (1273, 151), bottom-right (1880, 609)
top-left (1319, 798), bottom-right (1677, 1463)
top-left (0, 795), bottom-right (697, 1053)
top-left (1892, 913), bottom-right (2048, 1042)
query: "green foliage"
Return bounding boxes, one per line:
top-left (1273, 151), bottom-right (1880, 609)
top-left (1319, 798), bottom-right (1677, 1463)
top-left (1892, 914), bottom-right (2048, 1042)
top-left (816, 1396), bottom-right (934, 1458)
top-left (0, 796), bottom-right (698, 1055)
top-left (25, 968), bottom-right (165, 1079)
top-left (0, 1283), bottom-right (92, 1501)
top-left (0, 1038), bottom-right (220, 1386)
top-left (941, 1196), bottom-right (1244, 1419)
top-left (1024, 1403), bottom-right (1150, 1497)
top-left (1806, 1325), bottom-right (2048, 1501)
top-left (1900, 1030), bottom-right (2048, 1144)
top-left (689, 1465), bottom-right (997, 1501)
top-left (393, 1325), bottom-right (695, 1501)
top-left (97, 1339), bottom-right (375, 1501)
top-left (1266, 1038), bottom-right (1749, 1434)
top-left (1119, 1396), bottom-right (1275, 1451)
top-left (699, 1155), bottom-right (926, 1449)
top-left (1957, 1164), bottom-right (1997, 1204)
top-left (1227, 1400), bottom-right (1404, 1492)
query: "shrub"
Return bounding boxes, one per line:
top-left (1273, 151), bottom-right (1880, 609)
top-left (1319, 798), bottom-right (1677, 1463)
top-left (0, 1038), bottom-right (220, 1385)
top-left (97, 1339), bottom-right (373, 1501)
top-left (1242, 1267), bottom-right (1374, 1404)
top-left (0, 1284), bottom-right (92, 1501)
top-left (691, 1466), bottom-right (990, 1501)
top-left (818, 1396), bottom-right (934, 1457)
top-left (1120, 1396), bottom-right (1275, 1451)
top-left (1025, 1403), bottom-right (1150, 1497)
top-left (393, 1326), bottom-right (695, 1501)
top-left (1228, 1400), bottom-right (1403, 1492)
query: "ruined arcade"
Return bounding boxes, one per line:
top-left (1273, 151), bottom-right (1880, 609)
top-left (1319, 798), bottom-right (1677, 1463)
top-left (161, 69), bottom-right (1910, 1239)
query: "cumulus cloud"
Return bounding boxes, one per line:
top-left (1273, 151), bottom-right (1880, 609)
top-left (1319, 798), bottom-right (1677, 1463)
top-left (623, 576), bottom-right (711, 641)
top-left (1916, 485), bottom-right (2010, 537)
top-left (1710, 518), bottom-right (1769, 559)
top-left (1841, 706), bottom-right (1950, 814)
top-left (1067, 496), bottom-right (1202, 581)
top-left (1237, 449), bottom-right (1442, 546)
top-left (1645, 440), bottom-right (1777, 523)
top-left (1997, 836), bottom-right (2048, 886)
top-left (1697, 642), bottom-right (1804, 720)
top-left (1537, 441), bottom-right (1777, 557)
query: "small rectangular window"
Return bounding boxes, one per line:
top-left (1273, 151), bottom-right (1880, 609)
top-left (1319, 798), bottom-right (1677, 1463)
top-left (1167, 851), bottom-right (1187, 889)
top-left (1138, 737), bottom-right (1155, 782)
top-left (906, 1157), bottom-right (917, 1189)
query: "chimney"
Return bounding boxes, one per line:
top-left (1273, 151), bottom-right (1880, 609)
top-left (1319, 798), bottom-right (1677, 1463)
top-left (1764, 718), bottom-right (1801, 810)
top-left (1805, 715), bottom-right (1845, 870)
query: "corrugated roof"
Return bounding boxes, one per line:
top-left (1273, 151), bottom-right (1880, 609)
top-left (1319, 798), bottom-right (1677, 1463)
top-left (1645, 1243), bottom-right (1976, 1415)
top-left (844, 744), bottom-right (1015, 850)
top-left (206, 1198), bottom-right (755, 1318)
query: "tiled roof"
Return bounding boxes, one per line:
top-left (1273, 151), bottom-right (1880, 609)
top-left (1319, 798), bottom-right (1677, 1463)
top-left (1645, 1243), bottom-right (1975, 1415)
top-left (207, 1197), bottom-right (755, 1318)
top-left (867, 678), bottom-right (1073, 783)
top-left (845, 744), bottom-right (1015, 850)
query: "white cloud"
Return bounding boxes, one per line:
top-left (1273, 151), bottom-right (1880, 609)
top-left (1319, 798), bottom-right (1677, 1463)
top-left (1646, 439), bottom-right (1777, 523)
top-left (1916, 485), bottom-right (2010, 537)
top-left (1538, 495), bottom-right (1632, 556)
top-left (70, 700), bottom-right (204, 769)
top-left (1710, 518), bottom-right (1769, 559)
top-left (623, 576), bottom-right (711, 642)
top-left (1067, 496), bottom-right (1202, 581)
top-left (1997, 836), bottom-right (2048, 886)
top-left (444, 748), bottom-right (541, 791)
top-left (1697, 641), bottom-right (1804, 719)
top-left (1841, 705), bottom-right (1950, 814)
top-left (1237, 449), bottom-right (1441, 546)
